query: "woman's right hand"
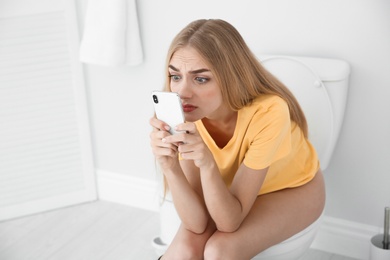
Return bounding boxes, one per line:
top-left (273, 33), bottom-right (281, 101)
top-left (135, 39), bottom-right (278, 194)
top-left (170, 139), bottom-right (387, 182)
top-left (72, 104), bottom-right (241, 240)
top-left (149, 117), bottom-right (180, 170)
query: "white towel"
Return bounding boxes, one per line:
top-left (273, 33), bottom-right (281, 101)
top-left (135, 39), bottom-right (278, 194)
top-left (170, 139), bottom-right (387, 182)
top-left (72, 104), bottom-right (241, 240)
top-left (79, 0), bottom-right (143, 66)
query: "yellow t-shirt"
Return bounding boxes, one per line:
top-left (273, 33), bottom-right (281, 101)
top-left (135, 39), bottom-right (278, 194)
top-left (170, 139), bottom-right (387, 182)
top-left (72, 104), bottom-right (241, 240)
top-left (195, 94), bottom-right (320, 195)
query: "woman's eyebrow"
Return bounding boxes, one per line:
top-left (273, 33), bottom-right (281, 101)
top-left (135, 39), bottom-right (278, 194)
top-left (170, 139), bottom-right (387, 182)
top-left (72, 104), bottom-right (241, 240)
top-left (168, 65), bottom-right (210, 74)
top-left (168, 65), bottom-right (179, 71)
top-left (190, 68), bottom-right (210, 74)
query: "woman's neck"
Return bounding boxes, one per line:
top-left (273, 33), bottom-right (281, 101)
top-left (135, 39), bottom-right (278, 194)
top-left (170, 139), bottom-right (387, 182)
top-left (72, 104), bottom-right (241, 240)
top-left (202, 110), bottom-right (238, 148)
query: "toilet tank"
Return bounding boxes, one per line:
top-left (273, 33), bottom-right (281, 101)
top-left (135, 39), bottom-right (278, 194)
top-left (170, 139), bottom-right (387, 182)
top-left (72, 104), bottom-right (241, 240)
top-left (259, 55), bottom-right (350, 170)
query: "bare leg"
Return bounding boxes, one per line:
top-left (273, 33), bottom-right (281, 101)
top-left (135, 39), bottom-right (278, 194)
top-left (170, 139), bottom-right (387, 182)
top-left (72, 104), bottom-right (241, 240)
top-left (161, 170), bottom-right (325, 260)
top-left (204, 170), bottom-right (325, 260)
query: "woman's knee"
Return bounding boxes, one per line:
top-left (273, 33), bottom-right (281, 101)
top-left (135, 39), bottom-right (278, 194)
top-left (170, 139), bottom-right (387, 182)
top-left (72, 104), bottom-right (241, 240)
top-left (163, 229), bottom-right (207, 260)
top-left (204, 239), bottom-right (224, 260)
top-left (204, 233), bottom-right (239, 260)
top-left (164, 240), bottom-right (204, 260)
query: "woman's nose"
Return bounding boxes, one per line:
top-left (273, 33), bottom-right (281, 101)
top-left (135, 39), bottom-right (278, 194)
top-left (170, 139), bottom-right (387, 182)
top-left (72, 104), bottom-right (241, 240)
top-left (177, 80), bottom-right (192, 99)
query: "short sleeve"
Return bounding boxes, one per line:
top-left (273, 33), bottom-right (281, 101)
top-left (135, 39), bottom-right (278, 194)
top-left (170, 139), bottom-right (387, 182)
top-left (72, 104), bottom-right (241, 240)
top-left (243, 98), bottom-right (292, 170)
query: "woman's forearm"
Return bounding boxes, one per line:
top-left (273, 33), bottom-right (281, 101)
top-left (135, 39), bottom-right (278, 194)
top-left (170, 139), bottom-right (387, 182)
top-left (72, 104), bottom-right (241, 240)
top-left (199, 164), bottom-right (244, 232)
top-left (163, 164), bottom-right (209, 234)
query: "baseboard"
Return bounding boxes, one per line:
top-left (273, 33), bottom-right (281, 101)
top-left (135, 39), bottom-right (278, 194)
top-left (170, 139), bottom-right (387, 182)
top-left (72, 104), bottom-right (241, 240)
top-left (96, 169), bottom-right (160, 212)
top-left (96, 170), bottom-right (380, 260)
top-left (311, 215), bottom-right (380, 260)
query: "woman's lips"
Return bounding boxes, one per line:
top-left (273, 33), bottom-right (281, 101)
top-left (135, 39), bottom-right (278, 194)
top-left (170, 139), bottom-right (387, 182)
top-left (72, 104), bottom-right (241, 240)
top-left (182, 104), bottom-right (197, 113)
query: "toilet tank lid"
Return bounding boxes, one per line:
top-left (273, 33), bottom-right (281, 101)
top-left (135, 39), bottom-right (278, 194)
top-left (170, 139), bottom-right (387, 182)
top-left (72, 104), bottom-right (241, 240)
top-left (259, 55), bottom-right (351, 82)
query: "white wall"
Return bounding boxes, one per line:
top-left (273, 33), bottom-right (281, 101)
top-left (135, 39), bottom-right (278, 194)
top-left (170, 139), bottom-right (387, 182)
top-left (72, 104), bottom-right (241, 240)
top-left (78, 0), bottom-right (390, 228)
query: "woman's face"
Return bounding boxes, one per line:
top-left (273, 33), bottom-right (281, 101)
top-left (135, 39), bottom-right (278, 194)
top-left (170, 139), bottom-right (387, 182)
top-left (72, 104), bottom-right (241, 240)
top-left (169, 46), bottom-right (226, 122)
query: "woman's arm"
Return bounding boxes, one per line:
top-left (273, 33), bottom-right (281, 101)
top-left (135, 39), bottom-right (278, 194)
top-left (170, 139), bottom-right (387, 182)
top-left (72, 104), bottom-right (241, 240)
top-left (150, 117), bottom-right (209, 234)
top-left (165, 122), bottom-right (268, 233)
top-left (200, 163), bottom-right (268, 232)
top-left (163, 159), bottom-right (209, 234)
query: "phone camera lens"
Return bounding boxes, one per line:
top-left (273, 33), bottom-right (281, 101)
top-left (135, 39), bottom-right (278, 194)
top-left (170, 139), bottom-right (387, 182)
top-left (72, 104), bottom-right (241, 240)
top-left (153, 95), bottom-right (159, 103)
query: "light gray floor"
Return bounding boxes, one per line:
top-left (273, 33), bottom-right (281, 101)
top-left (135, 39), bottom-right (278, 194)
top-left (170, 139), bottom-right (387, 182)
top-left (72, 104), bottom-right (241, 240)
top-left (0, 200), bottom-right (360, 260)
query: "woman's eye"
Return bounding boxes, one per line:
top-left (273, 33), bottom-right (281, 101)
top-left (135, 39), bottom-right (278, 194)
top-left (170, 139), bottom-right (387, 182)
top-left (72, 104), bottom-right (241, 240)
top-left (195, 77), bottom-right (208, 84)
top-left (169, 75), bottom-right (181, 82)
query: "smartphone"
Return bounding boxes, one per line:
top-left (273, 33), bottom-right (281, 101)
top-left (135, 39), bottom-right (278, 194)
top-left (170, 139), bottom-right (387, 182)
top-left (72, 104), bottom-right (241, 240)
top-left (151, 91), bottom-right (185, 135)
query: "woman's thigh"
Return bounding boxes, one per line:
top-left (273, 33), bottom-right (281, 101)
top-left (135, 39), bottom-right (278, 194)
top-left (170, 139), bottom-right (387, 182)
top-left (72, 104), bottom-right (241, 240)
top-left (204, 170), bottom-right (325, 260)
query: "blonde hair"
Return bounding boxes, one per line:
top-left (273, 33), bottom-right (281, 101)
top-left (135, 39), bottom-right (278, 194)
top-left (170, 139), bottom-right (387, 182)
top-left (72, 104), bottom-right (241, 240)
top-left (164, 19), bottom-right (308, 137)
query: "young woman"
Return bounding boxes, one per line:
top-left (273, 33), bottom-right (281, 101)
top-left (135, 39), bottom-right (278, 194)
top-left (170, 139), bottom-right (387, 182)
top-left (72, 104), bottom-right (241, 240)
top-left (149, 19), bottom-right (325, 260)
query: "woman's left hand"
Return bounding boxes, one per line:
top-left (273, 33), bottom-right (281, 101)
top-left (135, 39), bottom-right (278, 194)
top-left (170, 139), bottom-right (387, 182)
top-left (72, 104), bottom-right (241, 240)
top-left (163, 122), bottom-right (215, 170)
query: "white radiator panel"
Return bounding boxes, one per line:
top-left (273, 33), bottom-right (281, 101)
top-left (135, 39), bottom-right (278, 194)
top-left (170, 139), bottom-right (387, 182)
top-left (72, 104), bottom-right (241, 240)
top-left (0, 1), bottom-right (96, 220)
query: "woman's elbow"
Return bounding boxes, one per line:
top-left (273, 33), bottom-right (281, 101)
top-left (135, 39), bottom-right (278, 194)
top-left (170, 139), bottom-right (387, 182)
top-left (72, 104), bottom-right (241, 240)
top-left (187, 225), bottom-right (207, 235)
top-left (184, 222), bottom-right (207, 235)
top-left (183, 218), bottom-right (208, 234)
top-left (216, 221), bottom-right (241, 233)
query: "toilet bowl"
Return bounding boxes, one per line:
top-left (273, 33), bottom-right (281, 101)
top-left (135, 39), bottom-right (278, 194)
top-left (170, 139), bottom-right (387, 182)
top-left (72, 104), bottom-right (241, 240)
top-left (152, 55), bottom-right (350, 259)
top-left (251, 214), bottom-right (324, 260)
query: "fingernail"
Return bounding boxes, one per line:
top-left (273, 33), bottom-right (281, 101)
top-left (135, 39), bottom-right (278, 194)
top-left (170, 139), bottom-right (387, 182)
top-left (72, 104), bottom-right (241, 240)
top-left (164, 125), bottom-right (170, 131)
top-left (162, 138), bottom-right (166, 143)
